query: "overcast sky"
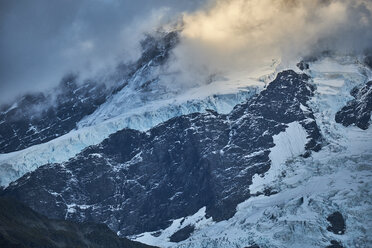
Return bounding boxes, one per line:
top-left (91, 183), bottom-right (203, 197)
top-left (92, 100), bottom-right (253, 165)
top-left (1, 0), bottom-right (371, 105)
top-left (0, 0), bottom-right (206, 104)
top-left (159, 0), bottom-right (372, 90)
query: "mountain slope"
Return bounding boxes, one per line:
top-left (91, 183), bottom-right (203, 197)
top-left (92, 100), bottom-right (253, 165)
top-left (131, 56), bottom-right (372, 248)
top-left (335, 80), bottom-right (372, 129)
top-left (0, 31), bottom-right (179, 155)
top-left (0, 197), bottom-right (157, 248)
top-left (0, 78), bottom-right (108, 154)
top-left (1, 56), bottom-right (371, 248)
top-left (0, 30), bottom-right (272, 188)
top-left (2, 70), bottom-right (322, 237)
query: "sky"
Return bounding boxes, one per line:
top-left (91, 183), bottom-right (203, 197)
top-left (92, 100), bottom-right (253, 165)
top-left (161, 0), bottom-right (372, 88)
top-left (1, 0), bottom-right (372, 104)
top-left (0, 0), bottom-right (207, 104)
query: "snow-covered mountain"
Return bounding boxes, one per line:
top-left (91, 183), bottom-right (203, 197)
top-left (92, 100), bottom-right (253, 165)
top-left (132, 56), bottom-right (372, 248)
top-left (0, 27), bottom-right (371, 248)
top-left (2, 52), bottom-right (371, 248)
top-left (2, 68), bottom-right (323, 235)
top-left (0, 31), bottom-right (277, 187)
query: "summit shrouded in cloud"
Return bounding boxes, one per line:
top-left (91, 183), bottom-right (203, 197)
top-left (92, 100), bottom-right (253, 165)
top-left (1, 0), bottom-right (372, 103)
top-left (162, 0), bottom-right (372, 87)
top-left (0, 0), bottom-right (206, 104)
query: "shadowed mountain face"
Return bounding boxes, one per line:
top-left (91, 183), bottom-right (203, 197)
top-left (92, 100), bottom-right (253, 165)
top-left (0, 31), bottom-right (179, 154)
top-left (2, 70), bottom-right (322, 236)
top-left (335, 81), bottom-right (372, 130)
top-left (0, 197), bottom-right (157, 248)
top-left (0, 78), bottom-right (108, 154)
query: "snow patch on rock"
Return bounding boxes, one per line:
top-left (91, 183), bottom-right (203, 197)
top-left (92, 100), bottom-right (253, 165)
top-left (132, 207), bottom-right (213, 247)
top-left (250, 121), bottom-right (309, 195)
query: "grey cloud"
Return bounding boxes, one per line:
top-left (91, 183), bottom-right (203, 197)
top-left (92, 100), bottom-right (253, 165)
top-left (0, 0), bottom-right (206, 104)
top-left (158, 0), bottom-right (372, 89)
top-left (1, 0), bottom-right (371, 105)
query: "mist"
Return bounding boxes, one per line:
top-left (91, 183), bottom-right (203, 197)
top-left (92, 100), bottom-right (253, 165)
top-left (0, 0), bottom-right (206, 104)
top-left (159, 0), bottom-right (372, 88)
top-left (1, 0), bottom-right (372, 104)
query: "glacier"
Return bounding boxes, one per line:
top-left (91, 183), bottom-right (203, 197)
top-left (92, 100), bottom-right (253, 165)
top-left (131, 56), bottom-right (372, 248)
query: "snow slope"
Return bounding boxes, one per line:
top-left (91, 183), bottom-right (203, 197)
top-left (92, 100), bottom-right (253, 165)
top-left (249, 121), bottom-right (309, 195)
top-left (131, 56), bottom-right (372, 248)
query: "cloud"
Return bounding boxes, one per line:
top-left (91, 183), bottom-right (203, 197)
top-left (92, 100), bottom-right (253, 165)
top-left (159, 0), bottom-right (372, 87)
top-left (0, 0), bottom-right (206, 104)
top-left (1, 0), bottom-right (371, 104)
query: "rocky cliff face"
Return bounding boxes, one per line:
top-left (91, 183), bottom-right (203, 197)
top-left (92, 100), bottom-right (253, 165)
top-left (335, 81), bottom-right (372, 130)
top-left (0, 78), bottom-right (108, 153)
top-left (2, 70), bottom-right (322, 236)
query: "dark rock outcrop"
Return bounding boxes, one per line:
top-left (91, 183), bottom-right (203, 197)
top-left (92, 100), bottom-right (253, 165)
top-left (169, 225), bottom-right (195, 243)
top-left (296, 61), bottom-right (309, 71)
top-left (2, 70), bottom-right (322, 237)
top-left (335, 81), bottom-right (372, 130)
top-left (327, 211), bottom-right (346, 235)
top-left (0, 77), bottom-right (108, 154)
top-left (0, 197), bottom-right (156, 248)
top-left (365, 55), bottom-right (372, 69)
top-left (326, 240), bottom-right (344, 248)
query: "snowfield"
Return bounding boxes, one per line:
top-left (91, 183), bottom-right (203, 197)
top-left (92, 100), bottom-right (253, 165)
top-left (249, 121), bottom-right (309, 195)
top-left (131, 56), bottom-right (372, 248)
